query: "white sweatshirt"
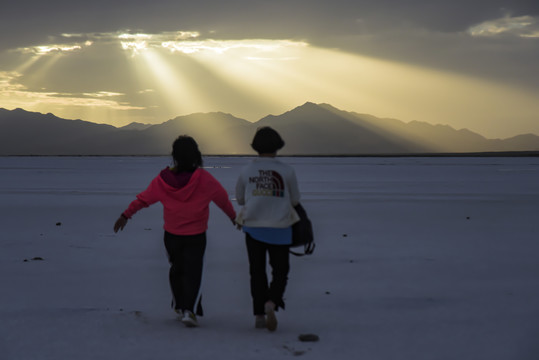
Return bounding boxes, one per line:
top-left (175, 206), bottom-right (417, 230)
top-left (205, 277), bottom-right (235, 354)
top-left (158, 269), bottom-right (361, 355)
top-left (235, 157), bottom-right (301, 228)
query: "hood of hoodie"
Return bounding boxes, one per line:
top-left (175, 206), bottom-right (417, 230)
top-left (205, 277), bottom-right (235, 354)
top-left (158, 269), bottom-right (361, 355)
top-left (159, 167), bottom-right (200, 201)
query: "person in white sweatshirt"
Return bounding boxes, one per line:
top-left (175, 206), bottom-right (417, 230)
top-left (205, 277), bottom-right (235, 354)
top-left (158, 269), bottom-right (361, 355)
top-left (235, 127), bottom-right (301, 331)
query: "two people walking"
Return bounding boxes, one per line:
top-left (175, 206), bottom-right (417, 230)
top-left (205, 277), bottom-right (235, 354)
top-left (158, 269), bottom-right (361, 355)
top-left (113, 127), bottom-right (300, 331)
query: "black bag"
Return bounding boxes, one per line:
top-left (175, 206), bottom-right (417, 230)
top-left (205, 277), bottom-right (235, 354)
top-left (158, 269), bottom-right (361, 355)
top-left (290, 203), bottom-right (315, 256)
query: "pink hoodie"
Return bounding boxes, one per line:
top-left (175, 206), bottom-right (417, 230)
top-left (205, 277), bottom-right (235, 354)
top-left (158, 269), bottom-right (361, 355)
top-left (123, 167), bottom-right (236, 235)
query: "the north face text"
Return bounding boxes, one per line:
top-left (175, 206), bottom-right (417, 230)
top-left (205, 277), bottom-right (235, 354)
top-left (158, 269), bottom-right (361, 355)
top-left (249, 170), bottom-right (285, 197)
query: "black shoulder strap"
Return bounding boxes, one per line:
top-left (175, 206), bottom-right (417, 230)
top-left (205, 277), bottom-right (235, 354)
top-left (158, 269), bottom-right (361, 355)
top-left (289, 242), bottom-right (315, 257)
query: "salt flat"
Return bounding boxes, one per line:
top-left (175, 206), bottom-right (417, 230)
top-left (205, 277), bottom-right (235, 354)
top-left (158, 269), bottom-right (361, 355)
top-left (1, 156), bottom-right (538, 360)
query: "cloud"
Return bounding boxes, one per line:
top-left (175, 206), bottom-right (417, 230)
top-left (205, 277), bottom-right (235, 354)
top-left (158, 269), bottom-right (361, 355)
top-left (468, 15), bottom-right (539, 38)
top-left (10, 30), bottom-right (308, 58)
top-left (0, 71), bottom-right (26, 92)
top-left (82, 91), bottom-right (124, 98)
top-left (0, 71), bottom-right (142, 111)
top-left (21, 43), bottom-right (88, 55)
top-left (114, 30), bottom-right (308, 56)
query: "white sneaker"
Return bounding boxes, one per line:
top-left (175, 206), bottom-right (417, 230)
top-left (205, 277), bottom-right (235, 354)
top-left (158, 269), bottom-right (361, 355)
top-left (264, 302), bottom-right (277, 332)
top-left (181, 310), bottom-right (198, 327)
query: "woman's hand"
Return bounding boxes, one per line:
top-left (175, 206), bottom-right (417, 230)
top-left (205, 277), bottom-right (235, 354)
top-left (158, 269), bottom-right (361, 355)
top-left (231, 218), bottom-right (242, 230)
top-left (114, 215), bottom-right (128, 233)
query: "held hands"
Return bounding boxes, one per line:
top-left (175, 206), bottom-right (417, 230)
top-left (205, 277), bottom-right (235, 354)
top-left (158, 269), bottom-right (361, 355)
top-left (113, 215), bottom-right (128, 233)
top-left (231, 218), bottom-right (242, 230)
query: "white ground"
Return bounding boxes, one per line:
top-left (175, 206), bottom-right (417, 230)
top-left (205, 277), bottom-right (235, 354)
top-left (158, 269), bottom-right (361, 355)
top-left (1, 156), bottom-right (538, 360)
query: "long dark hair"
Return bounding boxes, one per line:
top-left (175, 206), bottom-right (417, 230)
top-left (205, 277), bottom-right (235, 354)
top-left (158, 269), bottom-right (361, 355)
top-left (171, 135), bottom-right (203, 172)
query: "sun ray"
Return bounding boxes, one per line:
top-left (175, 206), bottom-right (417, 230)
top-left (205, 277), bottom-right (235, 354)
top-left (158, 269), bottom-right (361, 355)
top-left (18, 52), bottom-right (64, 93)
top-left (138, 48), bottom-right (209, 116)
top-left (14, 55), bottom-right (42, 74)
top-left (183, 41), bottom-right (312, 116)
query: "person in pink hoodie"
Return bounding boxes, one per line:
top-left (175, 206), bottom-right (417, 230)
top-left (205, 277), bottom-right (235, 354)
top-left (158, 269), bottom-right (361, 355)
top-left (113, 135), bottom-right (236, 327)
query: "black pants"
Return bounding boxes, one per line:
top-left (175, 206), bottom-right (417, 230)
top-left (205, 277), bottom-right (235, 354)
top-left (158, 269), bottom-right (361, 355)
top-left (245, 233), bottom-right (290, 316)
top-left (164, 231), bottom-right (206, 316)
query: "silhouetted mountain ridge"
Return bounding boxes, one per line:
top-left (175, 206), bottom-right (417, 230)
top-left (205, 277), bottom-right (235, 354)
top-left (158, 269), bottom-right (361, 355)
top-left (119, 122), bottom-right (152, 131)
top-left (1, 103), bottom-right (538, 155)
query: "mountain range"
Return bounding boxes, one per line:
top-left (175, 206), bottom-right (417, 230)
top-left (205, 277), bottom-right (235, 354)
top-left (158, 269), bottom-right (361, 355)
top-left (1, 103), bottom-right (538, 155)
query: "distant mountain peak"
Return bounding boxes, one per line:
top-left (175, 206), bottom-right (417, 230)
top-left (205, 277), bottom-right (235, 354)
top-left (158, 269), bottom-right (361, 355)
top-left (294, 101), bottom-right (326, 111)
top-left (119, 122), bottom-right (153, 131)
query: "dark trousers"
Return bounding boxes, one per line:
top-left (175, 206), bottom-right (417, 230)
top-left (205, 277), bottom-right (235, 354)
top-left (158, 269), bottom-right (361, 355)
top-left (245, 233), bottom-right (290, 316)
top-left (164, 231), bottom-right (206, 316)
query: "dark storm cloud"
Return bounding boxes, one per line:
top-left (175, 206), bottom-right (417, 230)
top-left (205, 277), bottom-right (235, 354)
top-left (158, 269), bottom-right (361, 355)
top-left (2, 0), bottom-right (538, 50)
top-left (2, 1), bottom-right (538, 81)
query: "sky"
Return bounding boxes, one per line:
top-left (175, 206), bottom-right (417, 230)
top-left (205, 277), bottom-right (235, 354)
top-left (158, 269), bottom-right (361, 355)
top-left (0, 0), bottom-right (538, 138)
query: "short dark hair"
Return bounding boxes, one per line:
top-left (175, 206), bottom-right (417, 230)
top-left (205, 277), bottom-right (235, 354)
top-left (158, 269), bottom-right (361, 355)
top-left (171, 135), bottom-right (203, 171)
top-left (251, 127), bottom-right (285, 154)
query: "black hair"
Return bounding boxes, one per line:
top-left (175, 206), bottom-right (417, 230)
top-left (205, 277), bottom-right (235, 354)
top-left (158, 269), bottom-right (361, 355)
top-left (171, 135), bottom-right (203, 172)
top-left (251, 126), bottom-right (285, 154)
